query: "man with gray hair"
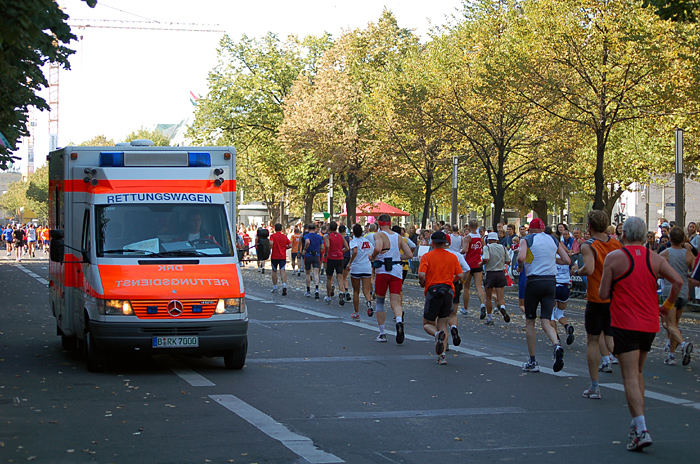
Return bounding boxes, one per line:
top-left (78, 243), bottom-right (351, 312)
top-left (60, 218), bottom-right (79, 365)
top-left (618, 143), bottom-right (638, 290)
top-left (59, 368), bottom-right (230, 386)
top-left (599, 216), bottom-right (682, 451)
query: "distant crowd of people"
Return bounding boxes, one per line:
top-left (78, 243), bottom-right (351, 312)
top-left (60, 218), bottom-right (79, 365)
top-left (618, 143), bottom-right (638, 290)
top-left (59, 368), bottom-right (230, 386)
top-left (237, 211), bottom-right (699, 452)
top-left (1, 223), bottom-right (50, 262)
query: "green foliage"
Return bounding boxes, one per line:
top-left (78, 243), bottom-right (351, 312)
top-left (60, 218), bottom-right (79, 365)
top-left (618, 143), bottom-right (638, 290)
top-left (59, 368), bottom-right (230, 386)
top-left (0, 0), bottom-right (96, 168)
top-left (643, 0), bottom-right (700, 22)
top-left (123, 128), bottom-right (170, 146)
top-left (0, 164), bottom-right (48, 222)
top-left (78, 135), bottom-right (115, 146)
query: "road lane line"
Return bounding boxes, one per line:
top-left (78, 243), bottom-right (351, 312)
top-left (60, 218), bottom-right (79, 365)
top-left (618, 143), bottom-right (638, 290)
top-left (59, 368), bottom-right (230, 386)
top-left (16, 264), bottom-right (49, 285)
top-left (277, 304), bottom-right (340, 319)
top-left (172, 368), bottom-right (216, 387)
top-left (599, 382), bottom-right (693, 406)
top-left (246, 354), bottom-right (429, 364)
top-left (210, 394), bottom-right (344, 464)
top-left (337, 406), bottom-right (526, 419)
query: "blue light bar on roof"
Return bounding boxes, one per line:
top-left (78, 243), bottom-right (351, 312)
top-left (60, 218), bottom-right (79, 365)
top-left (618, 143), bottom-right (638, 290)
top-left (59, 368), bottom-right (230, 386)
top-left (99, 152), bottom-right (124, 167)
top-left (188, 152), bottom-right (211, 167)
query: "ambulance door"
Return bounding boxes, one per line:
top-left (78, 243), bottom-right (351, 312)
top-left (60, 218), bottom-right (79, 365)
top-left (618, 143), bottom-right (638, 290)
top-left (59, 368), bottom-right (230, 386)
top-left (72, 207), bottom-right (92, 333)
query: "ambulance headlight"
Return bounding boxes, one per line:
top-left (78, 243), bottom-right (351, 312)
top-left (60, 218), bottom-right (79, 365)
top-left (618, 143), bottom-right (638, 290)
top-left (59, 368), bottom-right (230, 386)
top-left (98, 299), bottom-right (133, 315)
top-left (215, 298), bottom-right (244, 314)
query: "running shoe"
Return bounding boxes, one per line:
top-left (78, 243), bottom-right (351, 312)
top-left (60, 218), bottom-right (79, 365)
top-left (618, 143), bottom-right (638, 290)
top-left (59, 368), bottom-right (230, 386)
top-left (366, 301), bottom-right (374, 317)
top-left (582, 387), bottom-right (601, 399)
top-left (435, 330), bottom-right (446, 355)
top-left (324, 296), bottom-right (332, 304)
top-left (553, 345), bottom-right (564, 372)
top-left (610, 354), bottom-right (619, 364)
top-left (459, 307), bottom-right (468, 315)
top-left (261, 268), bottom-right (265, 274)
top-left (499, 307), bottom-right (510, 323)
top-left (681, 341), bottom-right (693, 366)
top-left (395, 322), bottom-right (405, 344)
top-left (270, 288), bottom-right (278, 294)
top-left (339, 295), bottom-right (345, 306)
top-left (664, 340), bottom-right (671, 354)
top-left (314, 291), bottom-right (320, 300)
top-left (438, 353), bottom-right (447, 365)
top-left (485, 319), bottom-right (494, 326)
top-left (345, 292), bottom-right (351, 302)
top-left (599, 361), bottom-right (613, 373)
top-left (282, 287), bottom-right (287, 296)
top-left (521, 360), bottom-right (540, 372)
top-left (376, 333), bottom-right (387, 343)
top-left (627, 430), bottom-right (652, 452)
top-left (304, 291), bottom-right (311, 297)
top-left (664, 353), bottom-right (676, 365)
top-left (480, 306), bottom-right (486, 320)
top-left (351, 312), bottom-right (360, 321)
top-left (566, 325), bottom-right (575, 345)
top-left (450, 326), bottom-right (461, 346)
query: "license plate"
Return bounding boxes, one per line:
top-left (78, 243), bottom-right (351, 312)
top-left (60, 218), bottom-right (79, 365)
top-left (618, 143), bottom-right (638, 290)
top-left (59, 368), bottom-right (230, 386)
top-left (152, 336), bottom-right (199, 348)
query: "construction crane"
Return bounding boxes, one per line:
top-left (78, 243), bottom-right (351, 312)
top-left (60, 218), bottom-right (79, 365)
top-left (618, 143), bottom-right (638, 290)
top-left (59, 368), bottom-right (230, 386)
top-left (47, 19), bottom-right (225, 149)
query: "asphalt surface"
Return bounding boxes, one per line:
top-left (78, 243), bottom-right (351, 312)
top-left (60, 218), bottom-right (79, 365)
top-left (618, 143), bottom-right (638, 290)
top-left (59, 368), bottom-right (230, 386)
top-left (1, 255), bottom-right (698, 463)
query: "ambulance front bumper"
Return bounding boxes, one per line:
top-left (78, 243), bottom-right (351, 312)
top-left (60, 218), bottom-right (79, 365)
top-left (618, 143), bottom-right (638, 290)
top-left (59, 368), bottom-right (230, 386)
top-left (89, 319), bottom-right (248, 354)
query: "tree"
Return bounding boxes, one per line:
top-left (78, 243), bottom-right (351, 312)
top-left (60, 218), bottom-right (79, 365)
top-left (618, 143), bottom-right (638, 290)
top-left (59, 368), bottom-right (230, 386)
top-left (189, 33), bottom-right (332, 223)
top-left (510, 0), bottom-right (683, 211)
top-left (0, 0), bottom-right (96, 168)
top-left (642, 0), bottom-right (700, 22)
top-left (124, 128), bottom-right (170, 146)
top-left (79, 135), bottom-right (115, 146)
top-left (0, 165), bottom-right (48, 222)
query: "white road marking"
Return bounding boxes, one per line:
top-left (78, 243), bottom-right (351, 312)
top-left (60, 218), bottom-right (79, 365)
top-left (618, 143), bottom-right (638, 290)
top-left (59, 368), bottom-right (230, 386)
top-left (172, 368), bottom-right (216, 387)
top-left (245, 293), bottom-right (699, 410)
top-left (16, 264), bottom-right (49, 285)
top-left (600, 382), bottom-right (694, 406)
top-left (210, 394), bottom-right (344, 464)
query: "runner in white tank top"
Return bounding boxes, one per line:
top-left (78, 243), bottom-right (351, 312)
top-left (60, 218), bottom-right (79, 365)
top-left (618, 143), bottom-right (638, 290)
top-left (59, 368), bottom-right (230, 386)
top-left (369, 214), bottom-right (413, 344)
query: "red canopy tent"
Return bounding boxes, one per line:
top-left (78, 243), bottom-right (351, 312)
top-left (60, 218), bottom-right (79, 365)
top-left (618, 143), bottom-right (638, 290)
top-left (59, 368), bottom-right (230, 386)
top-left (339, 201), bottom-right (409, 217)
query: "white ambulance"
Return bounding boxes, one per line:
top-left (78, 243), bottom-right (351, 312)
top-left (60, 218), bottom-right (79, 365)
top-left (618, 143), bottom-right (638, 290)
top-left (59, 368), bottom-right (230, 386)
top-left (48, 141), bottom-right (247, 371)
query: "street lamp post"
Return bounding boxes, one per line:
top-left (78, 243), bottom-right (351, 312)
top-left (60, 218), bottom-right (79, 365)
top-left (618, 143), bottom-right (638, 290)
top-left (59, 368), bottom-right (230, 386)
top-left (675, 128), bottom-right (684, 227)
top-left (451, 156), bottom-right (458, 226)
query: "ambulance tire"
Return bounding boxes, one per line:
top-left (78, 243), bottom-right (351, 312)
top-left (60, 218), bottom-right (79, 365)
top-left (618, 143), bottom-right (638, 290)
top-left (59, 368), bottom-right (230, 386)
top-left (223, 339), bottom-right (247, 370)
top-left (82, 319), bottom-right (103, 372)
top-left (61, 334), bottom-right (77, 351)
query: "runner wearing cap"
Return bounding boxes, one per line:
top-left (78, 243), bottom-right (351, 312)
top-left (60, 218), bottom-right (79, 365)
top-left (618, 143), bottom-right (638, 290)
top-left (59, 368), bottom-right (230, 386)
top-left (419, 231), bottom-right (465, 365)
top-left (482, 231), bottom-right (511, 326)
top-left (517, 218), bottom-right (571, 373)
top-left (369, 214), bottom-right (414, 344)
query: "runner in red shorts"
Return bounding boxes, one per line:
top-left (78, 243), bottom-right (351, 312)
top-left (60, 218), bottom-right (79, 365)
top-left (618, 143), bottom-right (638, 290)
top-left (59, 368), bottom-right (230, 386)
top-left (369, 214), bottom-right (413, 344)
top-left (461, 220), bottom-right (487, 318)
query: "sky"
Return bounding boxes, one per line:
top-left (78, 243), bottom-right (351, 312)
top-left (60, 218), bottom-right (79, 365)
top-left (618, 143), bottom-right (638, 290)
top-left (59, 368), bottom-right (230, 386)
top-left (48, 0), bottom-right (464, 149)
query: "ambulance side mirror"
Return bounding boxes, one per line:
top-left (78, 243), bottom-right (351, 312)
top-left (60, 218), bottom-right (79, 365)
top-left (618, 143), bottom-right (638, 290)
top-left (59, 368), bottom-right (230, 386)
top-left (50, 230), bottom-right (65, 263)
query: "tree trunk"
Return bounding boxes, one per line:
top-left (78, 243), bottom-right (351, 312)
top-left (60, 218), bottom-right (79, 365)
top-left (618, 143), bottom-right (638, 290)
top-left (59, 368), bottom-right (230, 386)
top-left (593, 128), bottom-right (606, 211)
top-left (421, 172), bottom-right (433, 229)
top-left (303, 193), bottom-right (315, 224)
top-left (492, 189), bottom-right (505, 231)
top-left (533, 197), bottom-right (547, 222)
top-left (345, 172), bottom-right (359, 226)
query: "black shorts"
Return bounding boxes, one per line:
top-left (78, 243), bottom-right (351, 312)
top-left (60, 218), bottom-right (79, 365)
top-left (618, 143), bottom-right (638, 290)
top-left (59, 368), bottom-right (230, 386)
top-left (304, 255), bottom-right (320, 270)
top-left (612, 327), bottom-right (655, 355)
top-left (423, 284), bottom-right (453, 322)
top-left (291, 252), bottom-right (299, 261)
top-left (343, 256), bottom-right (351, 269)
top-left (585, 301), bottom-right (612, 336)
top-left (325, 259), bottom-right (344, 276)
top-left (484, 270), bottom-right (506, 288)
top-left (524, 276), bottom-right (555, 320)
top-left (453, 280), bottom-right (462, 304)
top-left (555, 284), bottom-right (570, 303)
top-left (469, 267), bottom-right (483, 275)
top-left (271, 259), bottom-right (286, 271)
top-left (350, 273), bottom-right (371, 279)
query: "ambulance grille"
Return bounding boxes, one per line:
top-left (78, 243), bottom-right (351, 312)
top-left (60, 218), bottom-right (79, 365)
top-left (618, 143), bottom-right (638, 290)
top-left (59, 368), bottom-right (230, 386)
top-left (131, 299), bottom-right (216, 319)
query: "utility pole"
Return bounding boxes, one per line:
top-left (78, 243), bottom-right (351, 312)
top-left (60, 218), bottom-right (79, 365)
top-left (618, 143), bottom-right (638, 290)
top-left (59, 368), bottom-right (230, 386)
top-left (675, 128), bottom-right (685, 227)
top-left (328, 174), bottom-right (334, 221)
top-left (451, 156), bottom-right (458, 226)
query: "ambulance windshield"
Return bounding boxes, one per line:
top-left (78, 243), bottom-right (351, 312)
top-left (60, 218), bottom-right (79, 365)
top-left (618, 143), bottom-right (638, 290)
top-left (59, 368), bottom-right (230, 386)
top-left (96, 204), bottom-right (234, 257)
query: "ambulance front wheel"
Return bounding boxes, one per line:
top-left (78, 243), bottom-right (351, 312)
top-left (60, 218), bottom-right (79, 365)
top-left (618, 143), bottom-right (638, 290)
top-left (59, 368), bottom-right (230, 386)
top-left (83, 325), bottom-right (103, 372)
top-left (223, 339), bottom-right (247, 370)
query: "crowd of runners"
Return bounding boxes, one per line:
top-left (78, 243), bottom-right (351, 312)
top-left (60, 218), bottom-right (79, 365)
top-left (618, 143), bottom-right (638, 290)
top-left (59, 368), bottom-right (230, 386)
top-left (1, 223), bottom-right (49, 262)
top-left (237, 211), bottom-right (699, 452)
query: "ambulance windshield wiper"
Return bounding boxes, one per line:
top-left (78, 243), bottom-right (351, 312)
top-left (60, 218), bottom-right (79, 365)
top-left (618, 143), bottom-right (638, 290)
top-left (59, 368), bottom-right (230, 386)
top-left (102, 248), bottom-right (162, 256)
top-left (156, 249), bottom-right (209, 257)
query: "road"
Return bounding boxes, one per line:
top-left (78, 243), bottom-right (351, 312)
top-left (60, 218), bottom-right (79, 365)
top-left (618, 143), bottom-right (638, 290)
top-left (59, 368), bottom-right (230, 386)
top-left (1, 257), bottom-right (698, 463)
